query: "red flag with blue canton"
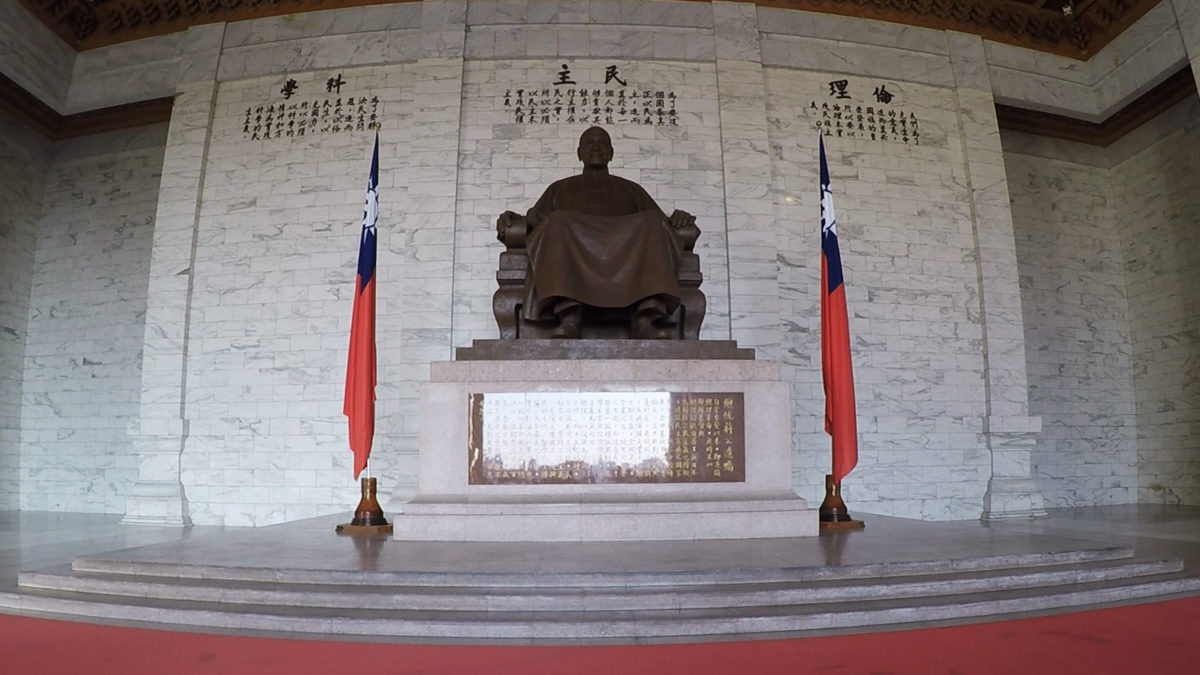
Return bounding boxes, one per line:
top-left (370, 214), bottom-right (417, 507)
top-left (344, 134), bottom-right (378, 479)
top-left (819, 133), bottom-right (858, 482)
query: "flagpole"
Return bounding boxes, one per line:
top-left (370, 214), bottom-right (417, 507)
top-left (816, 132), bottom-right (864, 532)
top-left (338, 133), bottom-right (391, 536)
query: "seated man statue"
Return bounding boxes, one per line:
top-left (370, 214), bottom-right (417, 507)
top-left (496, 126), bottom-right (698, 339)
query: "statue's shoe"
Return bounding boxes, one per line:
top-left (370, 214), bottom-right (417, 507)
top-left (549, 311), bottom-right (582, 339)
top-left (631, 314), bottom-right (672, 340)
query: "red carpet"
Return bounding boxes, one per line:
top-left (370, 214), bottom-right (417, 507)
top-left (3, 596), bottom-right (1198, 674)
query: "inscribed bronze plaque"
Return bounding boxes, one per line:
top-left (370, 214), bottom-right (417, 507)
top-left (467, 392), bottom-right (745, 484)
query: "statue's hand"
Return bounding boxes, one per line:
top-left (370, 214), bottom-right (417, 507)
top-left (497, 210), bottom-right (529, 246)
top-left (668, 209), bottom-right (696, 230)
top-left (668, 209), bottom-right (700, 250)
top-left (497, 210), bottom-right (521, 241)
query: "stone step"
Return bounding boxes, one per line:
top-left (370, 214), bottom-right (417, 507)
top-left (16, 558), bottom-right (1184, 612)
top-left (4, 545), bottom-right (1198, 642)
top-left (5, 575), bottom-right (1200, 642)
top-left (65, 545), bottom-right (1137, 587)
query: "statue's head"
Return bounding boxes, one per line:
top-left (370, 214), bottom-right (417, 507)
top-left (577, 126), bottom-right (614, 168)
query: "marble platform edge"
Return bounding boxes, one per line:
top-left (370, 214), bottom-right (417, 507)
top-left (16, 559), bottom-right (1184, 612)
top-left (430, 357), bottom-right (779, 381)
top-left (4, 577), bottom-right (1199, 643)
top-left (62, 545), bottom-right (1137, 587)
top-left (399, 492), bottom-right (811, 510)
top-left (389, 508), bottom-right (818, 541)
top-left (454, 339), bottom-right (756, 361)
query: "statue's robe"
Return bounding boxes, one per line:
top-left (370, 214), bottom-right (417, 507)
top-left (520, 173), bottom-right (683, 322)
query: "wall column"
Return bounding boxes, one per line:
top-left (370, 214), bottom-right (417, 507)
top-left (123, 25), bottom-right (223, 525)
top-left (0, 118), bottom-right (48, 510)
top-left (1172, 0), bottom-right (1200, 89)
top-left (947, 33), bottom-right (1047, 520)
top-left (381, 0), bottom-right (467, 510)
top-left (714, 2), bottom-right (780, 355)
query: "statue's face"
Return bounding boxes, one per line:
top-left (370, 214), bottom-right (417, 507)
top-left (577, 128), bottom-right (614, 167)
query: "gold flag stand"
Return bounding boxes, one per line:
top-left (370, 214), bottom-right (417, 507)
top-left (818, 473), bottom-right (865, 532)
top-left (336, 476), bottom-right (393, 535)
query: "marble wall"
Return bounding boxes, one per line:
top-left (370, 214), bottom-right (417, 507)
top-left (0, 0), bottom-right (74, 111)
top-left (18, 126), bottom-right (167, 512)
top-left (1002, 92), bottom-right (1200, 510)
top-left (985, 1), bottom-right (1191, 121)
top-left (177, 65), bottom-right (416, 525)
top-left (766, 67), bottom-right (994, 518)
top-left (1005, 138), bottom-right (1137, 508)
top-left (454, 58), bottom-right (732, 346)
top-left (0, 108), bottom-right (50, 510)
top-left (66, 34), bottom-right (180, 115)
top-left (2, 0), bottom-right (1198, 524)
top-left (1112, 95), bottom-right (1200, 506)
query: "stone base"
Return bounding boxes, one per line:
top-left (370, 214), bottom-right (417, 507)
top-left (121, 480), bottom-right (191, 526)
top-left (455, 339), bottom-right (755, 361)
top-left (820, 519), bottom-right (866, 532)
top-left (981, 477), bottom-right (1049, 520)
top-left (397, 493), bottom-right (814, 541)
top-left (335, 523), bottom-right (394, 535)
top-left (393, 358), bottom-right (817, 542)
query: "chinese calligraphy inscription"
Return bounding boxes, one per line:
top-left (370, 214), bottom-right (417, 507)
top-left (811, 78), bottom-right (920, 145)
top-left (242, 72), bottom-right (382, 141)
top-left (501, 63), bottom-right (680, 127)
top-left (468, 392), bottom-right (745, 485)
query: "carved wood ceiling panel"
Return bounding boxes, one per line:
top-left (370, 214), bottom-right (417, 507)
top-left (15, 0), bottom-right (1162, 58)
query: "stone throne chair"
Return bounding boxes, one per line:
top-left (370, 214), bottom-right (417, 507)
top-left (492, 215), bottom-right (706, 340)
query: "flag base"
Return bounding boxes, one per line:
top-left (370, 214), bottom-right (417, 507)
top-left (336, 477), bottom-right (393, 535)
top-left (819, 473), bottom-right (865, 531)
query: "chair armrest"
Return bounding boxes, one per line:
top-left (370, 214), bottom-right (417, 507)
top-left (496, 211), bottom-right (529, 248)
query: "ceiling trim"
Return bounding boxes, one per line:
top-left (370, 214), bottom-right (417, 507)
top-left (995, 67), bottom-right (1198, 146)
top-left (16, 0), bottom-right (408, 51)
top-left (14, 0), bottom-right (1163, 58)
top-left (3, 65), bottom-right (1194, 146)
top-left (758, 0), bottom-right (1159, 60)
top-left (0, 71), bottom-right (173, 140)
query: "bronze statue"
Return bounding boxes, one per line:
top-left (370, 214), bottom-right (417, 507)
top-left (495, 127), bottom-right (703, 339)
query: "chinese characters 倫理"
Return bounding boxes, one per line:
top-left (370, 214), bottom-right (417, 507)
top-left (810, 78), bottom-right (921, 145)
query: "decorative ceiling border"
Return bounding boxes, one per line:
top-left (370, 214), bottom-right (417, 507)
top-left (0, 71), bottom-right (173, 139)
top-left (1, 63), bottom-right (1193, 146)
top-left (995, 67), bottom-right (1198, 146)
top-left (17, 0), bottom-right (405, 51)
top-left (16, 0), bottom-right (1162, 58)
top-left (759, 0), bottom-right (1159, 60)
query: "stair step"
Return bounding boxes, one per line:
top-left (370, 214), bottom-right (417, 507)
top-left (67, 545), bottom-right (1136, 587)
top-left (5, 576), bottom-right (1200, 641)
top-left (17, 558), bottom-right (1184, 612)
top-left (4, 535), bottom-right (1197, 643)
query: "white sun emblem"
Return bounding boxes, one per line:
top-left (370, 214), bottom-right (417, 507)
top-left (362, 185), bottom-right (378, 238)
top-left (820, 182), bottom-right (837, 238)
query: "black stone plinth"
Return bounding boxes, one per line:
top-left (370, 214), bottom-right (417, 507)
top-left (455, 339), bottom-right (755, 361)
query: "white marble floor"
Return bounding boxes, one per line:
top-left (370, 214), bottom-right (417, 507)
top-left (2, 504), bottom-right (1198, 639)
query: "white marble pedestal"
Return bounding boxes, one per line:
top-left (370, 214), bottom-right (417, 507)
top-left (392, 359), bottom-right (816, 542)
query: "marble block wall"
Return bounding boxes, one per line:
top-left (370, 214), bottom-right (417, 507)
top-left (18, 126), bottom-right (167, 513)
top-left (5, 0), bottom-right (1198, 524)
top-left (179, 64), bottom-right (416, 525)
top-left (1004, 139), bottom-right (1137, 508)
top-left (9, 0), bottom-right (1030, 523)
top-left (1001, 92), bottom-right (1200, 511)
top-left (985, 1), bottom-right (1190, 122)
top-left (1112, 94), bottom-right (1200, 506)
top-left (0, 108), bottom-right (51, 510)
top-left (766, 66), bottom-right (992, 519)
top-left (454, 58), bottom-right (731, 346)
top-left (65, 34), bottom-right (180, 115)
top-left (455, 0), bottom-right (729, 349)
top-left (0, 0), bottom-right (74, 111)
